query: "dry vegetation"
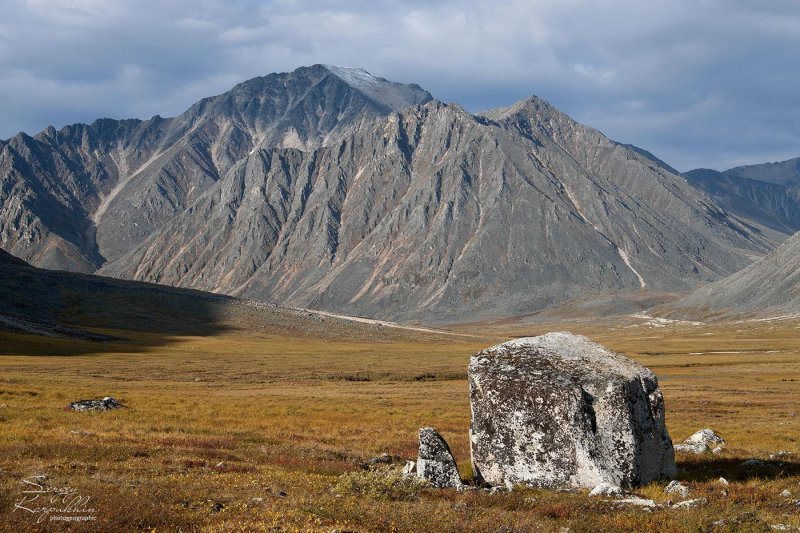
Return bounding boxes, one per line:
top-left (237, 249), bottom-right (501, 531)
top-left (0, 314), bottom-right (799, 532)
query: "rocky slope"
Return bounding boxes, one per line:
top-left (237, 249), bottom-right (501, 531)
top-left (0, 66), bottom-right (777, 321)
top-left (102, 97), bottom-right (770, 321)
top-left (661, 229), bottom-right (800, 318)
top-left (0, 65), bottom-right (431, 272)
top-left (684, 165), bottom-right (800, 239)
top-left (727, 157), bottom-right (800, 186)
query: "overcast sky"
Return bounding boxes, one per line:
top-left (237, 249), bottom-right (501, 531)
top-left (1, 0), bottom-right (798, 171)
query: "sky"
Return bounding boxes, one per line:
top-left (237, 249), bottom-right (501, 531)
top-left (1, 0), bottom-right (798, 171)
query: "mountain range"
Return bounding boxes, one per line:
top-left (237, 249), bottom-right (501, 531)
top-left (684, 164), bottom-right (800, 240)
top-left (0, 65), bottom-right (794, 321)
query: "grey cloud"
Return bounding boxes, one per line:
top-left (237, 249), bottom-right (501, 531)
top-left (0, 0), bottom-right (798, 171)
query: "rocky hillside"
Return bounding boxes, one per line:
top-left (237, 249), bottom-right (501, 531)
top-left (102, 98), bottom-right (770, 321)
top-left (0, 66), bottom-right (777, 321)
top-left (684, 163), bottom-right (800, 240)
top-left (660, 230), bottom-right (800, 318)
top-left (0, 65), bottom-right (431, 272)
top-left (727, 157), bottom-right (800, 186)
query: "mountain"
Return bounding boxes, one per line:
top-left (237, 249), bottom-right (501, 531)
top-left (727, 157), bottom-right (800, 186)
top-left (660, 230), bottom-right (800, 318)
top-left (0, 66), bottom-right (777, 321)
top-left (0, 65), bottom-right (431, 272)
top-left (101, 95), bottom-right (771, 321)
top-left (684, 167), bottom-right (800, 238)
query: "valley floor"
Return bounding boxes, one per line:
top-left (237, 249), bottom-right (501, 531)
top-left (0, 317), bottom-right (799, 531)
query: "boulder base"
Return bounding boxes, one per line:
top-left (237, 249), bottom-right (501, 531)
top-left (468, 332), bottom-right (676, 489)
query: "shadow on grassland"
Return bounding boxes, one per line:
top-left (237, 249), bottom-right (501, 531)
top-left (0, 258), bottom-right (235, 356)
top-left (679, 456), bottom-right (800, 483)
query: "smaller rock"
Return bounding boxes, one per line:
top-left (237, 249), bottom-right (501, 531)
top-left (416, 427), bottom-right (463, 489)
top-left (210, 502), bottom-right (224, 512)
top-left (249, 497), bottom-right (264, 504)
top-left (770, 525), bottom-right (792, 531)
top-left (367, 453), bottom-right (397, 465)
top-left (275, 490), bottom-right (287, 498)
top-left (718, 477), bottom-right (729, 486)
top-left (740, 459), bottom-right (767, 467)
top-left (780, 489), bottom-right (792, 498)
top-left (614, 497), bottom-right (658, 509)
top-left (674, 443), bottom-right (709, 454)
top-left (665, 480), bottom-right (690, 498)
top-left (684, 428), bottom-right (725, 447)
top-left (770, 451), bottom-right (793, 460)
top-left (589, 482), bottom-right (625, 498)
top-left (672, 497), bottom-right (706, 509)
top-left (674, 428), bottom-right (725, 454)
top-left (402, 460), bottom-right (416, 476)
top-left (68, 396), bottom-right (123, 411)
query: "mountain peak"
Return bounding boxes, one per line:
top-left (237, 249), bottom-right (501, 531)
top-left (321, 64), bottom-right (432, 112)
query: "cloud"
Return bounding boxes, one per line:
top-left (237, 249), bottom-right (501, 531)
top-left (0, 0), bottom-right (798, 171)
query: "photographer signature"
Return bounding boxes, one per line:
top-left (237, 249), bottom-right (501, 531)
top-left (13, 476), bottom-right (97, 524)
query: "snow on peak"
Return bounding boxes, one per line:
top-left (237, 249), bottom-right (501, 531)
top-left (322, 65), bottom-right (432, 112)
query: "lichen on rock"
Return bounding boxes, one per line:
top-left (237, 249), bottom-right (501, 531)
top-left (468, 332), bottom-right (676, 489)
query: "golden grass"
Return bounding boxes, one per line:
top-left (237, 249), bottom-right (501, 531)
top-left (0, 317), bottom-right (798, 532)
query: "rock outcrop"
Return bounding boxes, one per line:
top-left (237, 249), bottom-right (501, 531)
top-left (68, 397), bottom-right (123, 411)
top-left (673, 428), bottom-right (726, 454)
top-left (416, 427), bottom-right (463, 489)
top-left (468, 332), bottom-right (676, 489)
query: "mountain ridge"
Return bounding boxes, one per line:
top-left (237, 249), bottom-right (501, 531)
top-left (0, 65), bottom-right (780, 321)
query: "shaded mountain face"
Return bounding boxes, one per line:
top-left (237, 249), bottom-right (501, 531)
top-left (0, 249), bottom-right (430, 353)
top-left (661, 229), bottom-right (800, 318)
top-left (0, 65), bottom-right (776, 321)
top-left (684, 168), bottom-right (800, 239)
top-left (0, 65), bottom-right (432, 272)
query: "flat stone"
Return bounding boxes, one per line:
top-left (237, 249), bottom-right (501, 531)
top-left (672, 497), bottom-right (706, 509)
top-left (674, 443), bottom-right (710, 454)
top-left (68, 396), bottom-right (123, 411)
top-left (665, 480), bottom-right (690, 498)
top-left (589, 482), bottom-right (625, 497)
top-left (614, 497), bottom-right (658, 509)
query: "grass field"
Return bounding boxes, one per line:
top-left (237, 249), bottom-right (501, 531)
top-left (1, 315), bottom-right (799, 531)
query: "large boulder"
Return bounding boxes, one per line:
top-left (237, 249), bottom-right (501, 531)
top-left (416, 427), bottom-right (463, 489)
top-left (468, 332), bottom-right (676, 489)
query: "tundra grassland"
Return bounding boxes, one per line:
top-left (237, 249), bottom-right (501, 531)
top-left (0, 317), bottom-right (798, 532)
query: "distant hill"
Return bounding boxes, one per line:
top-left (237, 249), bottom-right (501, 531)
top-left (0, 249), bottom-right (437, 354)
top-left (684, 167), bottom-right (800, 239)
top-left (659, 229), bottom-right (800, 319)
top-left (727, 157), bottom-right (800, 186)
